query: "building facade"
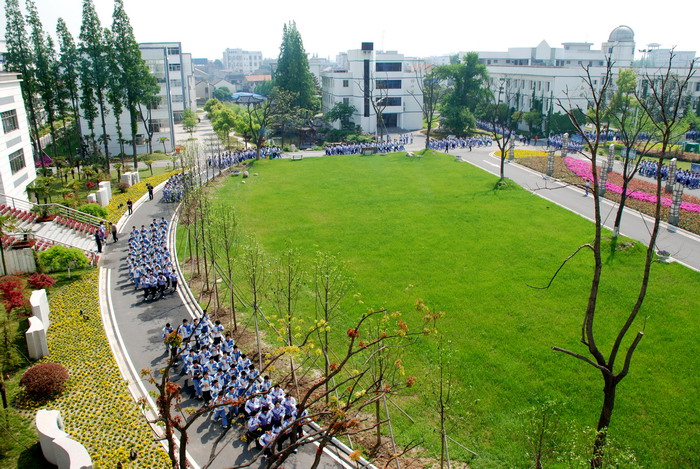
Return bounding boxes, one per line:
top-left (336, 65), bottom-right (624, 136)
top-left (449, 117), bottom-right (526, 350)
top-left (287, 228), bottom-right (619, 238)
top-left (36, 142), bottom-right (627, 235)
top-left (79, 42), bottom-right (196, 155)
top-left (471, 26), bottom-right (700, 125)
top-left (0, 73), bottom-right (36, 201)
top-left (222, 49), bottom-right (263, 75)
top-left (321, 43), bottom-right (424, 134)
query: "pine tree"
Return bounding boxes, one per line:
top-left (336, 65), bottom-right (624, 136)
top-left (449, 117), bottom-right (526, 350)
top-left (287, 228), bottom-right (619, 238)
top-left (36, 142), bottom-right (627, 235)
top-left (112, 0), bottom-right (159, 167)
top-left (4, 0), bottom-right (43, 166)
top-left (79, 0), bottom-right (111, 169)
top-left (274, 21), bottom-right (318, 112)
top-left (27, 0), bottom-right (59, 164)
top-left (56, 17), bottom-right (83, 163)
top-left (105, 29), bottom-right (125, 160)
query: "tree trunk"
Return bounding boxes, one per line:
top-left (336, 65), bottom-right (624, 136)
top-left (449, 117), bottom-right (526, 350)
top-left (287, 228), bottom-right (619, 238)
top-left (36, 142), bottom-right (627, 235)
top-left (592, 376), bottom-right (616, 467)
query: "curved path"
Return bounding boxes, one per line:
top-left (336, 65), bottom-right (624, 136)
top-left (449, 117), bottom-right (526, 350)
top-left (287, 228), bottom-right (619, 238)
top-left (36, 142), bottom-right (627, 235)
top-left (99, 179), bottom-right (346, 468)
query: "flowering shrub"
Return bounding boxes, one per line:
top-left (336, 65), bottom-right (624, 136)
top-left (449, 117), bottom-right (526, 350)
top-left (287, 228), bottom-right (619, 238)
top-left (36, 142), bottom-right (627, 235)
top-left (564, 157), bottom-right (700, 213)
top-left (16, 270), bottom-right (169, 467)
top-left (20, 362), bottom-right (69, 399)
top-left (517, 156), bottom-right (700, 235)
top-left (27, 273), bottom-right (56, 290)
top-left (85, 181), bottom-right (98, 190)
top-left (105, 170), bottom-right (179, 224)
top-left (495, 149), bottom-right (548, 158)
top-left (0, 276), bottom-right (27, 315)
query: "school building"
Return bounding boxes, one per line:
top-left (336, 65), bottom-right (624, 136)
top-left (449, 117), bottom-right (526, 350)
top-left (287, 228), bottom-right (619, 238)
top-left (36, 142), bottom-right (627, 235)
top-left (321, 43), bottom-right (424, 134)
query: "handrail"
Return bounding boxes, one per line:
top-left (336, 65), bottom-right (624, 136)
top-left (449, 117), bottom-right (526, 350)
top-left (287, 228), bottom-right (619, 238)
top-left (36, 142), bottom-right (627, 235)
top-left (5, 232), bottom-right (94, 253)
top-left (0, 192), bottom-right (110, 227)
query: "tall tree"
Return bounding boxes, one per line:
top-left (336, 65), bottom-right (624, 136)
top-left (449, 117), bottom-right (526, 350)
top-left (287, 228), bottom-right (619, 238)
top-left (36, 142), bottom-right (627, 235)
top-left (56, 18), bottom-right (82, 163)
top-left (79, 0), bottom-right (111, 169)
top-left (604, 69), bottom-right (654, 240)
top-left (435, 52), bottom-right (488, 136)
top-left (105, 30), bottom-right (126, 159)
top-left (4, 0), bottom-right (43, 166)
top-left (112, 0), bottom-right (158, 167)
top-left (274, 21), bottom-right (318, 112)
top-left (409, 64), bottom-right (445, 150)
top-left (26, 0), bottom-right (59, 163)
top-left (479, 77), bottom-right (523, 180)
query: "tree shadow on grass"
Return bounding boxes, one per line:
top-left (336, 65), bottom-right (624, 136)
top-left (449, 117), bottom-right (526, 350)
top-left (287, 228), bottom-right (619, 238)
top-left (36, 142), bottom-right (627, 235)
top-left (17, 442), bottom-right (55, 468)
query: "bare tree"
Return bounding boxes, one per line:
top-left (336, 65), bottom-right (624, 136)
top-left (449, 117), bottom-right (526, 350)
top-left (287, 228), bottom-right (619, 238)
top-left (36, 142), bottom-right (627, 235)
top-left (313, 252), bottom-right (350, 403)
top-left (357, 75), bottom-right (391, 143)
top-left (267, 247), bottom-right (305, 395)
top-left (479, 77), bottom-right (523, 180)
top-left (536, 55), bottom-right (695, 466)
top-left (409, 64), bottom-right (445, 150)
top-left (604, 69), bottom-right (655, 241)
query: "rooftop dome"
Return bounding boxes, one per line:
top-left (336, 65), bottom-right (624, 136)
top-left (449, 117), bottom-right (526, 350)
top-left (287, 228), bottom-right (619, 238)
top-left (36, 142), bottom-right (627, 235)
top-left (609, 25), bottom-right (634, 42)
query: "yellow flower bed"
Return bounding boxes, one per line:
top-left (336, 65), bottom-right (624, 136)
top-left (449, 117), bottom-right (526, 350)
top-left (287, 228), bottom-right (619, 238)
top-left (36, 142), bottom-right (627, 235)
top-left (495, 149), bottom-right (548, 158)
top-left (19, 270), bottom-right (169, 468)
top-left (106, 171), bottom-right (180, 224)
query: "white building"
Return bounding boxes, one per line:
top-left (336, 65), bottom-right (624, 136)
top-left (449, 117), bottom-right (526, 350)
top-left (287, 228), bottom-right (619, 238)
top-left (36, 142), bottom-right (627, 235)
top-left (79, 42), bottom-right (196, 155)
top-left (222, 49), bottom-right (263, 75)
top-left (0, 73), bottom-right (36, 201)
top-left (321, 43), bottom-right (424, 133)
top-left (464, 26), bottom-right (700, 128)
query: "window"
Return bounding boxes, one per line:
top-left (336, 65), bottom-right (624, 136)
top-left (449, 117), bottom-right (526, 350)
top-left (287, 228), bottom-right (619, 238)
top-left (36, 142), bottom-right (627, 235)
top-left (167, 47), bottom-right (180, 55)
top-left (148, 119), bottom-right (162, 133)
top-left (1, 110), bottom-right (19, 133)
top-left (172, 95), bottom-right (184, 103)
top-left (376, 79), bottom-right (401, 89)
top-left (168, 63), bottom-right (181, 71)
top-left (8, 148), bottom-right (25, 174)
top-left (696, 82), bottom-right (700, 92)
top-left (376, 62), bottom-right (402, 72)
top-left (343, 80), bottom-right (349, 88)
top-left (170, 79), bottom-right (182, 88)
top-left (378, 97), bottom-right (401, 106)
top-left (343, 98), bottom-right (350, 105)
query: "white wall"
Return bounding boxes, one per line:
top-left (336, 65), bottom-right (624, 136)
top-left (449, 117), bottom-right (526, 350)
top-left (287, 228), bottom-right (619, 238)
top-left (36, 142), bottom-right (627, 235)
top-left (0, 73), bottom-right (36, 200)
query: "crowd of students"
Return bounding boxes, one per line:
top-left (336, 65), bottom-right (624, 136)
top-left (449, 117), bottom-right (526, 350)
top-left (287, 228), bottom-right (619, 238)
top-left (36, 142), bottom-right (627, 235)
top-left (428, 135), bottom-right (493, 151)
top-left (162, 173), bottom-right (194, 203)
top-left (638, 160), bottom-right (700, 189)
top-left (126, 220), bottom-right (178, 301)
top-left (324, 140), bottom-right (406, 155)
top-left (546, 134), bottom-right (584, 153)
top-left (161, 313), bottom-right (309, 459)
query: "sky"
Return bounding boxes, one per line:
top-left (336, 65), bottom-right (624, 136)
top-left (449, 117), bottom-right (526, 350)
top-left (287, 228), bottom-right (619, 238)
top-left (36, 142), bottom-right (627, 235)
top-left (2, 0), bottom-right (698, 62)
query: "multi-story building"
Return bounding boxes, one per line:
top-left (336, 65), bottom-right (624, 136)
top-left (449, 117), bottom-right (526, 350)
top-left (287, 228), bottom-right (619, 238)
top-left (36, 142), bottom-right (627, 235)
top-left (0, 73), bottom-right (36, 200)
top-left (222, 49), bottom-right (263, 75)
top-left (321, 43), bottom-right (424, 134)
top-left (467, 26), bottom-right (699, 124)
top-left (79, 41), bottom-right (196, 155)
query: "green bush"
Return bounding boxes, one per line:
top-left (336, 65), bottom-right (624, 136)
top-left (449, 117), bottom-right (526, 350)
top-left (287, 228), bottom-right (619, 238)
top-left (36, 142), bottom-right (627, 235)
top-left (38, 245), bottom-right (90, 272)
top-left (77, 203), bottom-right (108, 218)
top-left (20, 362), bottom-right (69, 399)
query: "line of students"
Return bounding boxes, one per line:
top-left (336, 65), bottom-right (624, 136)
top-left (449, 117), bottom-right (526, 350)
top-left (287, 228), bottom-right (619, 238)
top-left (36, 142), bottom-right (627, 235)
top-left (126, 219), bottom-right (179, 301)
top-left (163, 314), bottom-right (309, 459)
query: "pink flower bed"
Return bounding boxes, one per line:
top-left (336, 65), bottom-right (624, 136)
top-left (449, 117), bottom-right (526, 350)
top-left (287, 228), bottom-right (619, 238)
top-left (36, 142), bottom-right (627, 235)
top-left (564, 157), bottom-right (700, 213)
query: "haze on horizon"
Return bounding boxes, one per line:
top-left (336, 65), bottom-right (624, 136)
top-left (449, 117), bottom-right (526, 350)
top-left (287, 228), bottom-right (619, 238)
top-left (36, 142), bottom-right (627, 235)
top-left (2, 0), bottom-right (698, 63)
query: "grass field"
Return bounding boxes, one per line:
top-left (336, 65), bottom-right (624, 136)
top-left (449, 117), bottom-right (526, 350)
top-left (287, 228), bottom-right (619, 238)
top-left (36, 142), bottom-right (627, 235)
top-left (191, 152), bottom-right (699, 467)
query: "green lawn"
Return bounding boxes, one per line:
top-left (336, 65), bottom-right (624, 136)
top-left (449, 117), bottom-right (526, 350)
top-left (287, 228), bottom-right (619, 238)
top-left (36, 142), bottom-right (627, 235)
top-left (187, 152), bottom-right (699, 467)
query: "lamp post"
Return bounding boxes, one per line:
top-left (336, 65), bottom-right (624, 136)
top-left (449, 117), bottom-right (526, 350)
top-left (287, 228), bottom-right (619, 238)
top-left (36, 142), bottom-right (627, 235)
top-left (508, 138), bottom-right (515, 161)
top-left (599, 160), bottom-right (609, 195)
top-left (607, 143), bottom-right (615, 173)
top-left (561, 132), bottom-right (569, 157)
top-left (668, 181), bottom-right (683, 226)
top-left (665, 158), bottom-right (677, 192)
top-left (546, 150), bottom-right (555, 176)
